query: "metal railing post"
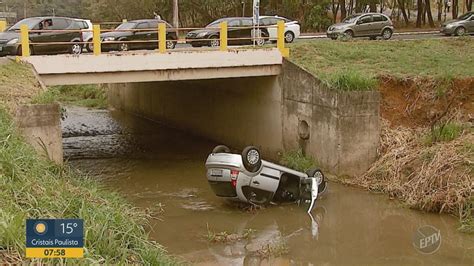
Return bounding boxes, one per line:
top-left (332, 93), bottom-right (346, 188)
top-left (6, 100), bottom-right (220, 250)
top-left (0, 21), bottom-right (6, 32)
top-left (20, 24), bottom-right (30, 57)
top-left (277, 20), bottom-right (289, 57)
top-left (158, 23), bottom-right (166, 53)
top-left (93, 25), bottom-right (101, 56)
top-left (219, 21), bottom-right (228, 51)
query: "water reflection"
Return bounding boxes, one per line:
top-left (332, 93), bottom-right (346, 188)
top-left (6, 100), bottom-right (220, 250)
top-left (63, 106), bottom-right (474, 265)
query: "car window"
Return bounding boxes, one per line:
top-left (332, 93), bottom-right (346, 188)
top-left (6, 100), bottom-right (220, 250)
top-left (149, 20), bottom-right (158, 28)
top-left (228, 20), bottom-right (240, 27)
top-left (458, 12), bottom-right (473, 20)
top-left (52, 18), bottom-right (70, 30)
top-left (8, 17), bottom-right (41, 31)
top-left (373, 15), bottom-right (383, 22)
top-left (260, 18), bottom-right (272, 26)
top-left (241, 19), bottom-right (253, 27)
top-left (136, 22), bottom-right (149, 29)
top-left (358, 15), bottom-right (373, 24)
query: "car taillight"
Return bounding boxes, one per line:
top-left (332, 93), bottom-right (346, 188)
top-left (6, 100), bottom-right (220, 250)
top-left (230, 170), bottom-right (239, 187)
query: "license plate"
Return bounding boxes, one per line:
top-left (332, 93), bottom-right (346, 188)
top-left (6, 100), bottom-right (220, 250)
top-left (210, 169), bottom-right (223, 176)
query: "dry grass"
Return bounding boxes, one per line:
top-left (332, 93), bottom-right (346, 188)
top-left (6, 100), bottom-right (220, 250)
top-left (346, 119), bottom-right (473, 221)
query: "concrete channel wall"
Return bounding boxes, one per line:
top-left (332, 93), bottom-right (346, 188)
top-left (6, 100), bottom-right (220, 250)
top-left (14, 104), bottom-right (63, 164)
top-left (107, 60), bottom-right (380, 176)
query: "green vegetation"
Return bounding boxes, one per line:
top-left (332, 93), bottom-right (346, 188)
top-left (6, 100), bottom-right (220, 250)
top-left (280, 149), bottom-right (316, 172)
top-left (206, 224), bottom-right (256, 243)
top-left (290, 38), bottom-right (474, 79)
top-left (0, 107), bottom-right (176, 264)
top-left (0, 60), bottom-right (42, 109)
top-left (326, 70), bottom-right (378, 91)
top-left (32, 85), bottom-right (107, 109)
top-left (424, 122), bottom-right (466, 145)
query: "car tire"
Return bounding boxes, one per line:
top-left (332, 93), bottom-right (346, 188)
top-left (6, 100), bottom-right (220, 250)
top-left (17, 45), bottom-right (34, 56)
top-left (209, 36), bottom-right (220, 47)
top-left (344, 30), bottom-right (354, 39)
top-left (242, 146), bottom-right (262, 173)
top-left (381, 29), bottom-right (393, 40)
top-left (284, 31), bottom-right (295, 43)
top-left (70, 41), bottom-right (82, 55)
top-left (255, 37), bottom-right (265, 46)
top-left (119, 39), bottom-right (129, 51)
top-left (454, 26), bottom-right (466, 36)
top-left (166, 40), bottom-right (176, 49)
top-left (212, 145), bottom-right (231, 154)
top-left (86, 39), bottom-right (93, 52)
top-left (306, 168), bottom-right (327, 194)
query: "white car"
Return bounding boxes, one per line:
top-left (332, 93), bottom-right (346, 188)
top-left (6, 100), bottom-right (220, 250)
top-left (205, 145), bottom-right (327, 213)
top-left (74, 19), bottom-right (93, 52)
top-left (259, 15), bottom-right (300, 43)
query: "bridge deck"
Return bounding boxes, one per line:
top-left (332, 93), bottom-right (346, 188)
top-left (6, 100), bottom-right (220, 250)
top-left (22, 49), bottom-right (283, 86)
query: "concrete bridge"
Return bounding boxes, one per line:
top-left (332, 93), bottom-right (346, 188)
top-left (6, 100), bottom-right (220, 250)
top-left (22, 49), bottom-right (283, 86)
top-left (20, 49), bottom-right (380, 177)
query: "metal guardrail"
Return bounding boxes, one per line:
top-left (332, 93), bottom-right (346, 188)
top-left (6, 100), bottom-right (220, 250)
top-left (2, 20), bottom-right (289, 58)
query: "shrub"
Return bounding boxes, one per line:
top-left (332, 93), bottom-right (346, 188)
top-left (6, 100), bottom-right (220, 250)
top-left (327, 70), bottom-right (378, 91)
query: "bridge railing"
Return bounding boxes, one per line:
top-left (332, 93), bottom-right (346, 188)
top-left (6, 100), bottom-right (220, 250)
top-left (11, 21), bottom-right (289, 58)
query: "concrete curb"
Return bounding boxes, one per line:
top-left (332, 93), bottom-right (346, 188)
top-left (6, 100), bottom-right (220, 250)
top-left (299, 30), bottom-right (440, 39)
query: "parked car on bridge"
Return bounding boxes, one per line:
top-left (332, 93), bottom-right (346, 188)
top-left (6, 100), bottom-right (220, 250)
top-left (74, 18), bottom-right (93, 52)
top-left (326, 13), bottom-right (394, 40)
top-left (186, 17), bottom-right (269, 47)
top-left (441, 11), bottom-right (474, 36)
top-left (259, 15), bottom-right (300, 43)
top-left (0, 16), bottom-right (83, 56)
top-left (101, 19), bottom-right (177, 52)
top-left (205, 145), bottom-right (327, 212)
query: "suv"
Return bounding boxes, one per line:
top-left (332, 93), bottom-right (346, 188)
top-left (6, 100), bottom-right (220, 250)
top-left (441, 11), bottom-right (474, 36)
top-left (0, 17), bottom-right (83, 56)
top-left (186, 17), bottom-right (269, 47)
top-left (327, 13), bottom-right (394, 40)
top-left (101, 19), bottom-right (178, 52)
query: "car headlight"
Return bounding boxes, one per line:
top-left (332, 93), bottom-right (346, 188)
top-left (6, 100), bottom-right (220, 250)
top-left (6, 38), bottom-right (19, 45)
top-left (103, 37), bottom-right (115, 42)
top-left (196, 32), bottom-right (207, 38)
top-left (445, 24), bottom-right (455, 28)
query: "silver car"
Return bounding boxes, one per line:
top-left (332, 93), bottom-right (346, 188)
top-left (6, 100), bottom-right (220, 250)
top-left (441, 11), bottom-right (474, 36)
top-left (205, 145), bottom-right (327, 213)
top-left (327, 13), bottom-right (394, 40)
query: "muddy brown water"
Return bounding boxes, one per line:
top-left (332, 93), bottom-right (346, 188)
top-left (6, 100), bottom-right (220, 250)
top-left (63, 106), bottom-right (473, 265)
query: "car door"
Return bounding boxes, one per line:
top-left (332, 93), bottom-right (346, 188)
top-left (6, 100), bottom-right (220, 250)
top-left (146, 20), bottom-right (160, 50)
top-left (248, 165), bottom-right (281, 204)
top-left (50, 18), bottom-right (76, 53)
top-left (227, 19), bottom-right (241, 45)
top-left (30, 19), bottom-right (56, 54)
top-left (260, 17), bottom-right (278, 40)
top-left (355, 15), bottom-right (373, 37)
top-left (240, 18), bottom-right (254, 44)
top-left (131, 22), bottom-right (150, 50)
top-left (468, 15), bottom-right (474, 32)
top-left (371, 15), bottom-right (385, 35)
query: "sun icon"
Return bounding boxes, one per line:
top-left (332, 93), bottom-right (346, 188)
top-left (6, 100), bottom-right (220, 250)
top-left (34, 222), bottom-right (47, 235)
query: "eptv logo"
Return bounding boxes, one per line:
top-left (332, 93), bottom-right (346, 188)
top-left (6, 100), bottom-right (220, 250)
top-left (413, 225), bottom-right (441, 254)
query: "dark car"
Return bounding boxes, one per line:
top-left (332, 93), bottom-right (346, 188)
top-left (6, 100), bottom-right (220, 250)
top-left (0, 17), bottom-right (83, 56)
top-left (101, 19), bottom-right (177, 52)
top-left (441, 11), bottom-right (474, 36)
top-left (186, 17), bottom-right (269, 47)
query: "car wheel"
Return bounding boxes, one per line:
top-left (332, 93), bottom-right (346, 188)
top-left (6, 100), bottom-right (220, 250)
top-left (242, 146), bottom-right (262, 173)
top-left (454, 26), bottom-right (466, 36)
top-left (381, 29), bottom-right (393, 40)
top-left (86, 39), bottom-right (93, 52)
top-left (212, 145), bottom-right (230, 154)
top-left (70, 42), bottom-right (82, 55)
top-left (209, 36), bottom-right (220, 47)
top-left (284, 31), bottom-right (295, 43)
top-left (166, 40), bottom-right (176, 49)
top-left (306, 168), bottom-right (327, 194)
top-left (255, 37), bottom-right (265, 46)
top-left (16, 45), bottom-right (34, 56)
top-left (119, 41), bottom-right (129, 51)
top-left (344, 30), bottom-right (354, 39)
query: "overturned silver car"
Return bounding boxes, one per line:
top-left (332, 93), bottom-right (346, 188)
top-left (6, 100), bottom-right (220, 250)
top-left (205, 145), bottom-right (327, 212)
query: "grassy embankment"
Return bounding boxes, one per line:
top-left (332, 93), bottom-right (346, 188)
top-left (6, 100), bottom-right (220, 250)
top-left (289, 38), bottom-right (474, 232)
top-left (0, 61), bottom-right (176, 264)
top-left (32, 84), bottom-right (108, 109)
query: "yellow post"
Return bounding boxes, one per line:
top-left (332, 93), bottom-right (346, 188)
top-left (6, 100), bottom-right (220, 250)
top-left (277, 20), bottom-right (289, 57)
top-left (219, 21), bottom-right (227, 51)
top-left (20, 24), bottom-right (30, 57)
top-left (158, 23), bottom-right (166, 53)
top-left (0, 21), bottom-right (7, 32)
top-left (93, 24), bottom-right (101, 56)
